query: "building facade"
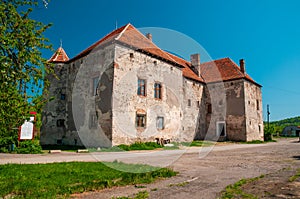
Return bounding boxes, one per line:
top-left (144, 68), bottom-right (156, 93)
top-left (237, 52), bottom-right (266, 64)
top-left (41, 24), bottom-right (264, 147)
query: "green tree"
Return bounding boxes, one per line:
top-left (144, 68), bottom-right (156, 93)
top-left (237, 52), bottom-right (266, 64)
top-left (0, 0), bottom-right (53, 151)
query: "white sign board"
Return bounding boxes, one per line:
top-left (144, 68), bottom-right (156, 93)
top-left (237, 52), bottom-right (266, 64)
top-left (19, 117), bottom-right (34, 140)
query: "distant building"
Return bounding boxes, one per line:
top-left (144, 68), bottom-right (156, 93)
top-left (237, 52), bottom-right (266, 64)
top-left (281, 126), bottom-right (300, 137)
top-left (41, 23), bottom-right (264, 147)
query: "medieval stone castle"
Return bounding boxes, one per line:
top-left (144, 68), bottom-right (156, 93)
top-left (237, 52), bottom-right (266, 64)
top-left (41, 23), bottom-right (263, 147)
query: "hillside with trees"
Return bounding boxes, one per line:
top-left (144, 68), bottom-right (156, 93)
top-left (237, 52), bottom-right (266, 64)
top-left (264, 116), bottom-right (300, 136)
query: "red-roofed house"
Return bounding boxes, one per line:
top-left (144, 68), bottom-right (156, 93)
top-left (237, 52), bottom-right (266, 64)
top-left (41, 24), bottom-right (263, 147)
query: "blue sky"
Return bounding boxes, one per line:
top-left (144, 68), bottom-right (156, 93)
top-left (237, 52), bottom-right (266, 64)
top-left (32, 0), bottom-right (300, 121)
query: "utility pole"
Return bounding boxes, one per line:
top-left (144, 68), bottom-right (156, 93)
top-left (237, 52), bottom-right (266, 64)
top-left (267, 104), bottom-right (270, 130)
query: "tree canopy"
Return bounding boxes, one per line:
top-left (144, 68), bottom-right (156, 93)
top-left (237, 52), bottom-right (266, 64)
top-left (0, 0), bottom-right (53, 151)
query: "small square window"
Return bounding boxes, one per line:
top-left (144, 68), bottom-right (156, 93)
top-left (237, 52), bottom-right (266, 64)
top-left (136, 113), bottom-right (146, 128)
top-left (57, 119), bottom-right (65, 127)
top-left (130, 53), bottom-right (134, 58)
top-left (56, 139), bottom-right (62, 145)
top-left (188, 99), bottom-right (191, 107)
top-left (137, 79), bottom-right (146, 96)
top-left (60, 94), bottom-right (66, 100)
top-left (157, 117), bottom-right (164, 130)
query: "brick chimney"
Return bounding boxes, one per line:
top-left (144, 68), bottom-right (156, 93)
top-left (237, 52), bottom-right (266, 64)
top-left (239, 59), bottom-right (246, 74)
top-left (145, 33), bottom-right (152, 41)
top-left (191, 53), bottom-right (201, 77)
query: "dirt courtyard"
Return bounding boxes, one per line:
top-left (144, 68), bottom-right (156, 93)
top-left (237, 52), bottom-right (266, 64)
top-left (71, 138), bottom-right (300, 199)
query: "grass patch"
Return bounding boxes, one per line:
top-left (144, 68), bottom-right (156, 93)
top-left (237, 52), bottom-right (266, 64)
top-left (289, 168), bottom-right (300, 182)
top-left (113, 190), bottom-right (149, 199)
top-left (97, 142), bottom-right (163, 152)
top-left (220, 175), bottom-right (265, 199)
top-left (0, 162), bottom-right (177, 198)
top-left (118, 142), bottom-right (163, 151)
top-left (91, 141), bottom-right (215, 153)
top-left (181, 140), bottom-right (214, 147)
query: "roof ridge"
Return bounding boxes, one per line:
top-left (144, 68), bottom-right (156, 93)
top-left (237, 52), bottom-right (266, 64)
top-left (115, 23), bottom-right (131, 40)
top-left (68, 23), bottom-right (130, 62)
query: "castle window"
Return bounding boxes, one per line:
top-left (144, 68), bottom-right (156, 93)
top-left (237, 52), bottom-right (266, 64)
top-left (57, 119), bottom-right (65, 127)
top-left (60, 93), bottom-right (66, 100)
top-left (89, 114), bottom-right (98, 129)
top-left (136, 113), bottom-right (146, 128)
top-left (207, 104), bottom-right (212, 113)
top-left (56, 139), bottom-right (62, 145)
top-left (92, 77), bottom-right (99, 96)
top-left (157, 117), bottom-right (164, 130)
top-left (256, 100), bottom-right (260, 110)
top-left (130, 53), bottom-right (134, 59)
top-left (154, 82), bottom-right (162, 99)
top-left (188, 99), bottom-right (191, 107)
top-left (219, 100), bottom-right (223, 106)
top-left (197, 101), bottom-right (200, 108)
top-left (137, 79), bottom-right (146, 96)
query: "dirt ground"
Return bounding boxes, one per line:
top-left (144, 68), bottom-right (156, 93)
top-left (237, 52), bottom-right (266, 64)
top-left (234, 167), bottom-right (300, 198)
top-left (70, 138), bottom-right (300, 199)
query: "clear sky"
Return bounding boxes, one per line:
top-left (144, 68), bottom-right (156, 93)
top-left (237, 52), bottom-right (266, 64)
top-left (31, 0), bottom-right (300, 121)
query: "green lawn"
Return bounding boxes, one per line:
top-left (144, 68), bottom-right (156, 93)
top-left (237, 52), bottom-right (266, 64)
top-left (0, 162), bottom-right (177, 198)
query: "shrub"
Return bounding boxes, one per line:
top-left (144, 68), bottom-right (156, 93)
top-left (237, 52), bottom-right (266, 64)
top-left (118, 142), bottom-right (162, 151)
top-left (15, 140), bottom-right (43, 154)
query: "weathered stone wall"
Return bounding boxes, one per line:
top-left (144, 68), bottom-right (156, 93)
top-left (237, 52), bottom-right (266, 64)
top-left (202, 82), bottom-right (227, 140)
top-left (244, 80), bottom-right (264, 141)
top-left (112, 44), bottom-right (184, 145)
top-left (41, 63), bottom-right (68, 145)
top-left (41, 43), bottom-right (115, 147)
top-left (202, 79), bottom-right (263, 142)
top-left (67, 44), bottom-right (115, 148)
top-left (224, 80), bottom-right (247, 141)
top-left (182, 78), bottom-right (205, 141)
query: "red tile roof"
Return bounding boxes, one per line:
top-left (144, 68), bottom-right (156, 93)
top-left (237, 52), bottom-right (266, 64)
top-left (68, 23), bottom-right (184, 67)
top-left (200, 58), bottom-right (260, 86)
top-left (48, 47), bottom-right (69, 63)
top-left (61, 23), bottom-right (260, 86)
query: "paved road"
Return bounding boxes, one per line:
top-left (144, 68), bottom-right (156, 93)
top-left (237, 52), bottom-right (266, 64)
top-left (1, 138), bottom-right (299, 199)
